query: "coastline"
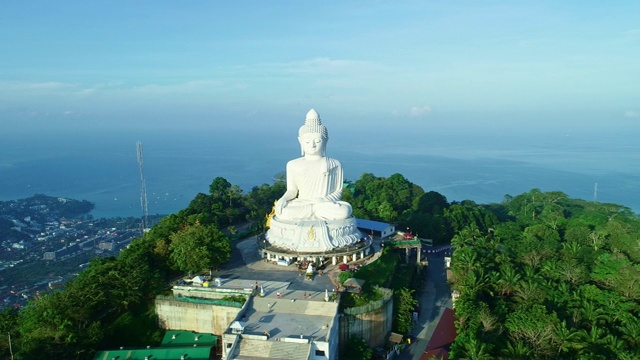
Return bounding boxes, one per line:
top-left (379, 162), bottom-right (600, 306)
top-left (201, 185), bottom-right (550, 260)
top-left (1, 129), bottom-right (638, 218)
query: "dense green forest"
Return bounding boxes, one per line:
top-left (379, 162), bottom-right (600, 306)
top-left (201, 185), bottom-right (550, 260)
top-left (449, 189), bottom-right (640, 359)
top-left (1, 173), bottom-right (638, 359)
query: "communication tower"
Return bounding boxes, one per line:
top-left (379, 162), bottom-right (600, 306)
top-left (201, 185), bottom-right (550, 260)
top-left (137, 141), bottom-right (149, 233)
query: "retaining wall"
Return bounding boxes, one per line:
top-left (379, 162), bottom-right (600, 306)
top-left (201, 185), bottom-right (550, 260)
top-left (339, 288), bottom-right (394, 349)
top-left (155, 296), bottom-right (243, 334)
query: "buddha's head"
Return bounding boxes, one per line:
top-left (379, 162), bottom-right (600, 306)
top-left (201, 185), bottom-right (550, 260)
top-left (298, 109), bottom-right (328, 156)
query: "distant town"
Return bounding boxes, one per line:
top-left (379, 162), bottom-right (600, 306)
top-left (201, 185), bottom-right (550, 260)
top-left (0, 194), bottom-right (149, 309)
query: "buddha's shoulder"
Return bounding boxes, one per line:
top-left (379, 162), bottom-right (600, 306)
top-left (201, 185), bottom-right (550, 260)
top-left (325, 157), bottom-right (342, 167)
top-left (286, 157), bottom-right (342, 167)
top-left (286, 157), bottom-right (305, 166)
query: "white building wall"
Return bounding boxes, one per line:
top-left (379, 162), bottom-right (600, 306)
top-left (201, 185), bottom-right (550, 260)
top-left (311, 341), bottom-right (330, 360)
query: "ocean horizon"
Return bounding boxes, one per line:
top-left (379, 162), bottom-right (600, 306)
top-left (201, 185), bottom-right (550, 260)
top-left (1, 125), bottom-right (638, 218)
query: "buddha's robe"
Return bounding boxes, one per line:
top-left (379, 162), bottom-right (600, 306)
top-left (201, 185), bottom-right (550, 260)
top-left (277, 157), bottom-right (352, 220)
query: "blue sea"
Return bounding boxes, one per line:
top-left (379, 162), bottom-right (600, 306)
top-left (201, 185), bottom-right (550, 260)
top-left (0, 125), bottom-right (638, 218)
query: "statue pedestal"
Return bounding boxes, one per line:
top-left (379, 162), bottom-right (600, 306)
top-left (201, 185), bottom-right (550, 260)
top-left (266, 216), bottom-right (361, 253)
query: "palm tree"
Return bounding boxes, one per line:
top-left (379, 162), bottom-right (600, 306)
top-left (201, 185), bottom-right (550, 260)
top-left (561, 241), bottom-right (582, 259)
top-left (547, 280), bottom-right (572, 310)
top-left (451, 224), bottom-right (483, 248)
top-left (495, 265), bottom-right (521, 297)
top-left (461, 337), bottom-right (493, 360)
top-left (541, 259), bottom-right (561, 281)
top-left (452, 247), bottom-right (478, 281)
top-left (494, 249), bottom-right (512, 267)
top-left (477, 305), bottom-right (500, 336)
top-left (461, 268), bottom-right (490, 298)
top-left (580, 300), bottom-right (607, 329)
top-left (500, 340), bottom-right (532, 359)
top-left (578, 326), bottom-right (606, 355)
top-left (522, 264), bottom-right (539, 279)
top-left (604, 334), bottom-right (626, 357)
top-left (553, 321), bottom-right (581, 357)
top-left (514, 279), bottom-right (544, 305)
top-left (620, 316), bottom-right (640, 348)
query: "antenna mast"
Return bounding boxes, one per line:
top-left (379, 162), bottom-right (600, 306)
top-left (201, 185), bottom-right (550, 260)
top-left (137, 142), bottom-right (149, 233)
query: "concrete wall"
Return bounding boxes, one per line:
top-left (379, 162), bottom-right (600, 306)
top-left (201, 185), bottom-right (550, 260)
top-left (156, 297), bottom-right (242, 335)
top-left (172, 285), bottom-right (253, 299)
top-left (338, 291), bottom-right (394, 349)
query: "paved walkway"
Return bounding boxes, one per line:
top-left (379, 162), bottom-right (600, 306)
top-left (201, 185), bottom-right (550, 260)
top-left (232, 236), bottom-right (385, 291)
top-left (213, 237), bottom-right (336, 292)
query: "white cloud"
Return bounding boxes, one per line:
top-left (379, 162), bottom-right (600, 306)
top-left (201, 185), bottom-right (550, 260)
top-left (274, 57), bottom-right (380, 74)
top-left (125, 80), bottom-right (226, 95)
top-left (624, 110), bottom-right (639, 118)
top-left (0, 81), bottom-right (76, 93)
top-left (409, 105), bottom-right (432, 117)
top-left (74, 88), bottom-right (97, 96)
top-left (22, 81), bottom-right (75, 90)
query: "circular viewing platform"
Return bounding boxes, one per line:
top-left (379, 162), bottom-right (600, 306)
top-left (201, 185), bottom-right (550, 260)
top-left (257, 234), bottom-right (373, 266)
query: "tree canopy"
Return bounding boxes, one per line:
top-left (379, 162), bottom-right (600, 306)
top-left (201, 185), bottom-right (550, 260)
top-left (345, 173), bottom-right (456, 244)
top-left (449, 189), bottom-right (640, 359)
top-left (169, 223), bottom-right (230, 273)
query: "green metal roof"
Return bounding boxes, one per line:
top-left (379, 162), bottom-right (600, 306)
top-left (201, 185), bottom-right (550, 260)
top-left (161, 330), bottom-right (218, 347)
top-left (93, 346), bottom-right (212, 360)
top-left (389, 238), bottom-right (421, 246)
top-left (93, 331), bottom-right (217, 360)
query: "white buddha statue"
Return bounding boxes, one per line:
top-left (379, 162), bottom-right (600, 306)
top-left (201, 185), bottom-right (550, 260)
top-left (275, 109), bottom-right (352, 221)
top-left (266, 109), bottom-right (361, 252)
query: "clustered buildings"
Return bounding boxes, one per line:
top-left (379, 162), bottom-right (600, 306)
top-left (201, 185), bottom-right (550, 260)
top-left (0, 195), bottom-right (139, 309)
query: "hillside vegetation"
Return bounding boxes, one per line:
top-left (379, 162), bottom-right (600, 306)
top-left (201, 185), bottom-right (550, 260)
top-left (1, 174), bottom-right (638, 360)
top-left (449, 189), bottom-right (640, 359)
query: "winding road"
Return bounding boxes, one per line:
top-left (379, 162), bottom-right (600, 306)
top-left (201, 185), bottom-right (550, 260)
top-left (398, 251), bottom-right (453, 360)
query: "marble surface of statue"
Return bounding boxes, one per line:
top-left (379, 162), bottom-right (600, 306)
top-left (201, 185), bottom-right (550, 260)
top-left (266, 109), bottom-right (362, 252)
top-left (274, 109), bottom-right (352, 221)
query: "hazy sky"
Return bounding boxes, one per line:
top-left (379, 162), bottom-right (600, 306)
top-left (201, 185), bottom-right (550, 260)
top-left (1, 1), bottom-right (639, 134)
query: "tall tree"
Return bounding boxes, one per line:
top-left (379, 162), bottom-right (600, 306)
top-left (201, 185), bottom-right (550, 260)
top-left (394, 288), bottom-right (418, 334)
top-left (169, 223), bottom-right (231, 274)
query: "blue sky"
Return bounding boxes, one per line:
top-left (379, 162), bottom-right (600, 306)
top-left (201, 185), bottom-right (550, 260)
top-left (1, 1), bottom-right (639, 134)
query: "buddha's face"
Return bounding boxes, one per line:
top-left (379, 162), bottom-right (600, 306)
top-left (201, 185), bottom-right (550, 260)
top-left (299, 133), bottom-right (326, 156)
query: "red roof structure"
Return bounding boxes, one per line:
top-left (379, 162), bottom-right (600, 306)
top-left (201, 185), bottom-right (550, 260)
top-left (420, 307), bottom-right (457, 360)
top-left (421, 347), bottom-right (449, 360)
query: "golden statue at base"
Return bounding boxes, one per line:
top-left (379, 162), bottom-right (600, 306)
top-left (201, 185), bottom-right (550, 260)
top-left (265, 201), bottom-right (277, 229)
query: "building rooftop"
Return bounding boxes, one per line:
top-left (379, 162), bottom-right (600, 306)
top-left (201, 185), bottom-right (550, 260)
top-left (423, 307), bottom-right (457, 356)
top-left (233, 338), bottom-right (311, 360)
top-left (239, 293), bottom-right (337, 342)
top-left (356, 218), bottom-right (392, 232)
